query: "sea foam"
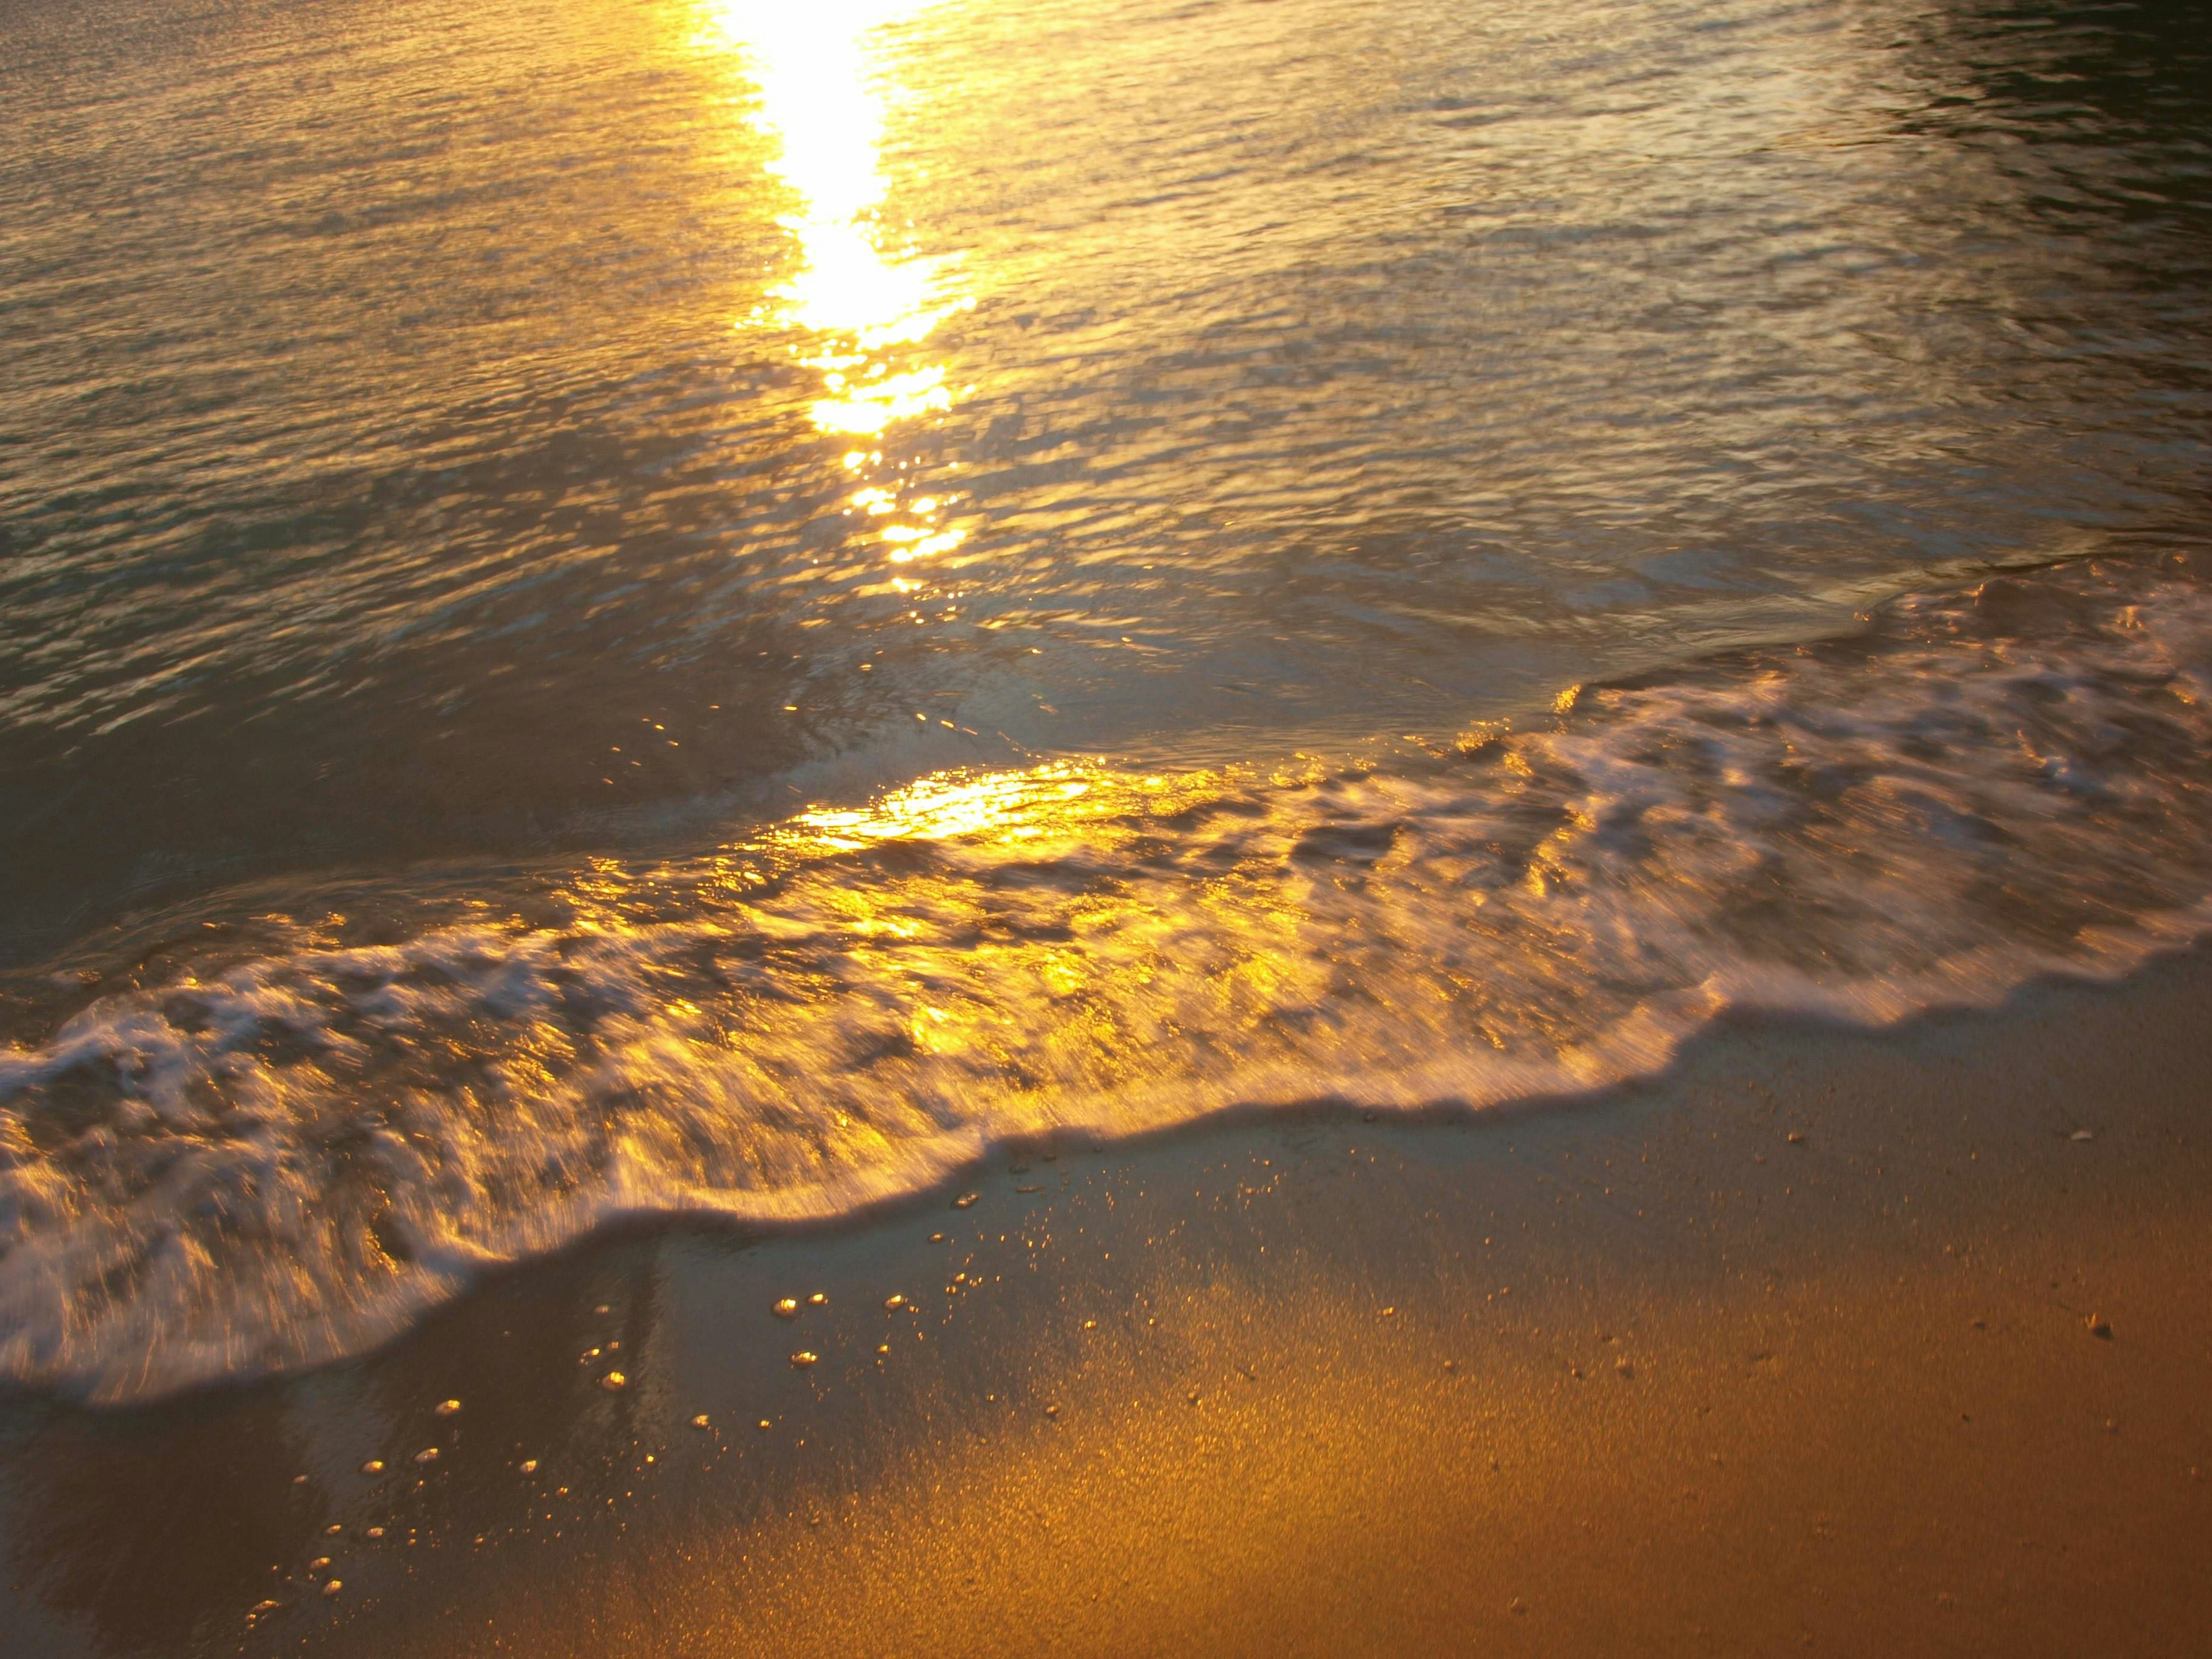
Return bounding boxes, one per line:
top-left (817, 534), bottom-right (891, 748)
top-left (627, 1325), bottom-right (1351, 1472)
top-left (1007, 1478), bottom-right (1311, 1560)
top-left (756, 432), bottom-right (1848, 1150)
top-left (5, 548), bottom-right (2211, 1400)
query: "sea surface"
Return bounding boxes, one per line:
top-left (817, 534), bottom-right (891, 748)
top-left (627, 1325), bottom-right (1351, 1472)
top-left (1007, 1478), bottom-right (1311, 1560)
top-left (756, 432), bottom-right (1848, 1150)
top-left (1, 0), bottom-right (2208, 1400)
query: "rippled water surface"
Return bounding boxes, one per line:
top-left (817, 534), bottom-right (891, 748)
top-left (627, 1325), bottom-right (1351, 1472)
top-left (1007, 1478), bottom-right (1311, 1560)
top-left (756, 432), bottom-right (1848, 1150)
top-left (2, 0), bottom-right (2208, 1396)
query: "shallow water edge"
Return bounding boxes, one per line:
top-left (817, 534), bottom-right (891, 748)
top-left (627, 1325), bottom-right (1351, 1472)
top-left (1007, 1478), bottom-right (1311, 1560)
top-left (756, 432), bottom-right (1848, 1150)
top-left (2, 934), bottom-right (2209, 1654)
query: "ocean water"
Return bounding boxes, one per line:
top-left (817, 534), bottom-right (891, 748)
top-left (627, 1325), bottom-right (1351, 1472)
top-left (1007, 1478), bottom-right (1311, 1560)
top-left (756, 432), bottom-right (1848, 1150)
top-left (1, 0), bottom-right (2208, 1400)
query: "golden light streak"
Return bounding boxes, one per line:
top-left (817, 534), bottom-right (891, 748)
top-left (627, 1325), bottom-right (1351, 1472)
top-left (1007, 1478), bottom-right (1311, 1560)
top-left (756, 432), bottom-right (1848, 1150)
top-left (793, 766), bottom-right (1100, 849)
top-left (703, 0), bottom-right (976, 574)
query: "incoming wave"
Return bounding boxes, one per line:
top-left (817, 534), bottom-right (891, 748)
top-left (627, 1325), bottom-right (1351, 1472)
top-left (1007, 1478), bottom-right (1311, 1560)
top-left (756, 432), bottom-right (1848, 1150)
top-left (5, 546), bottom-right (2212, 1401)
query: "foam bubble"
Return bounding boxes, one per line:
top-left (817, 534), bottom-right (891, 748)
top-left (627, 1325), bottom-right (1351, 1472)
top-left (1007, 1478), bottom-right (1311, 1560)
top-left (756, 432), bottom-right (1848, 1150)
top-left (5, 550), bottom-right (2211, 1400)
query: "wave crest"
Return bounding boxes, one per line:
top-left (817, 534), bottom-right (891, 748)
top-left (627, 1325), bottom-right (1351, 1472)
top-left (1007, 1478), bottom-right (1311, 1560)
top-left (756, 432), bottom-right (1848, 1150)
top-left (6, 549), bottom-right (2212, 1400)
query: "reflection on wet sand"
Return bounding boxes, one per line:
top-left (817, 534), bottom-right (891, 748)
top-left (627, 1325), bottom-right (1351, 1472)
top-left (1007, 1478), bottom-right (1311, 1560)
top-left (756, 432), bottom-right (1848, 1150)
top-left (14, 950), bottom-right (2212, 1654)
top-left (10, 542), bottom-right (2212, 1405)
top-left (5, 1391), bottom-right (309, 1654)
top-left (5, 1245), bottom-right (668, 1652)
top-left (5, 0), bottom-right (2212, 1644)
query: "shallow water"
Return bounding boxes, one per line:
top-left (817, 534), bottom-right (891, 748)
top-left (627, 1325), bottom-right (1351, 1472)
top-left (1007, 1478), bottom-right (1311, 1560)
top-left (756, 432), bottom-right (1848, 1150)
top-left (2, 0), bottom-right (2209, 1397)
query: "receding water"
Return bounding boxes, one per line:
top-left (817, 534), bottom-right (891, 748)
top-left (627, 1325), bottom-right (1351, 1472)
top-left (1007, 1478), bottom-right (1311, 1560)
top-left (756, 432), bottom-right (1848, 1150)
top-left (1, 0), bottom-right (2209, 1398)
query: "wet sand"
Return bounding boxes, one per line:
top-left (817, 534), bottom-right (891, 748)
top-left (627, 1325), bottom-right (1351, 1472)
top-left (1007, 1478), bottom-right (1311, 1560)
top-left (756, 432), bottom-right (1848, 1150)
top-left (5, 949), bottom-right (2211, 1657)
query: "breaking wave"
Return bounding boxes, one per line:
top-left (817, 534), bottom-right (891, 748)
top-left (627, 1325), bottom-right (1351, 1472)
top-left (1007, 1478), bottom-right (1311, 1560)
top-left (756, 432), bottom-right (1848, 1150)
top-left (6, 546), bottom-right (2212, 1400)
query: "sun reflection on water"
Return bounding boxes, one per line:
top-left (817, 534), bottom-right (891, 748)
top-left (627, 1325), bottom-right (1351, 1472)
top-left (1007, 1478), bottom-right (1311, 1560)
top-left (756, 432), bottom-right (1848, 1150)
top-left (703, 0), bottom-right (972, 566)
top-left (793, 765), bottom-right (1107, 848)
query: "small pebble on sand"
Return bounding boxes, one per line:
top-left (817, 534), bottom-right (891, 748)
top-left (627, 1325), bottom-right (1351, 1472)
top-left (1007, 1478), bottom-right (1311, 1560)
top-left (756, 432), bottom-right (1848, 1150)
top-left (2089, 1316), bottom-right (2114, 1339)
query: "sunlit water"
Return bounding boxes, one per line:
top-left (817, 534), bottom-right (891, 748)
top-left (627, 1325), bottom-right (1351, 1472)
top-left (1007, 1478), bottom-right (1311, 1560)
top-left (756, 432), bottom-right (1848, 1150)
top-left (2, 0), bottom-right (2209, 1398)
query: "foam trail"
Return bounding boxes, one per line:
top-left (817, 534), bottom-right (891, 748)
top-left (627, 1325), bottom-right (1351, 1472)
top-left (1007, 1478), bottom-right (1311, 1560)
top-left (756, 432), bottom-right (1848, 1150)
top-left (5, 548), bottom-right (2212, 1401)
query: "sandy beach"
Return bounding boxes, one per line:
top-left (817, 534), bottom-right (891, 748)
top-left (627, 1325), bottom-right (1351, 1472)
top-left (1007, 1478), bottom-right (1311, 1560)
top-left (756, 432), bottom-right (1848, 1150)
top-left (3, 943), bottom-right (2206, 1657)
top-left (6, 0), bottom-right (2212, 1652)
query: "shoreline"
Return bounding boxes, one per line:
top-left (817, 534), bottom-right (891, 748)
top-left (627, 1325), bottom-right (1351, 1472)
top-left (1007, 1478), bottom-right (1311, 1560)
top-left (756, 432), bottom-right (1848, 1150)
top-left (12, 540), bottom-right (2212, 1410)
top-left (5, 946), bottom-right (2211, 1654)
